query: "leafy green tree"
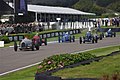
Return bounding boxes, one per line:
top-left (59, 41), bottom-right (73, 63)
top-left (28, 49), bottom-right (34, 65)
top-left (72, 0), bottom-right (94, 12)
top-left (107, 1), bottom-right (120, 12)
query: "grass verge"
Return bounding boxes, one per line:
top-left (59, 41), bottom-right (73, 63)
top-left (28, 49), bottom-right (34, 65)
top-left (0, 65), bottom-right (37, 80)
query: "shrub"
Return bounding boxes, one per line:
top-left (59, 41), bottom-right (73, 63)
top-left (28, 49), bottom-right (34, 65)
top-left (0, 36), bottom-right (10, 44)
top-left (37, 53), bottom-right (96, 73)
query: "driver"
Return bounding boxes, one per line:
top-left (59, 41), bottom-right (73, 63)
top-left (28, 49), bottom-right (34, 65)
top-left (33, 33), bottom-right (40, 43)
top-left (86, 30), bottom-right (92, 39)
top-left (21, 36), bottom-right (32, 44)
top-left (33, 33), bottom-right (40, 40)
top-left (107, 29), bottom-right (112, 34)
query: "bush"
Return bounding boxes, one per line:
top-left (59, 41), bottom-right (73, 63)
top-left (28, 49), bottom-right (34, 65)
top-left (0, 36), bottom-right (10, 44)
top-left (37, 53), bottom-right (96, 73)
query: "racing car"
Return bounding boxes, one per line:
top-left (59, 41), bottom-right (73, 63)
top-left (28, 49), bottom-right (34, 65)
top-left (94, 33), bottom-right (104, 40)
top-left (33, 35), bottom-right (47, 46)
top-left (79, 32), bottom-right (98, 44)
top-left (58, 32), bottom-right (75, 43)
top-left (14, 35), bottom-right (47, 51)
top-left (14, 38), bottom-right (40, 51)
top-left (105, 29), bottom-right (116, 37)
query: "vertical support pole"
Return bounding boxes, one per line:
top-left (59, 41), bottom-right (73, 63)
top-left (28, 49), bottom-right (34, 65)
top-left (35, 12), bottom-right (38, 22)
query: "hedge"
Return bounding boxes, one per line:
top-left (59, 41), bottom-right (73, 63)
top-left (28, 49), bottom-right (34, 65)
top-left (0, 36), bottom-right (10, 43)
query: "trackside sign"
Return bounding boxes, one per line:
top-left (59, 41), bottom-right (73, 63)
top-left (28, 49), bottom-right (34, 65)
top-left (0, 41), bottom-right (4, 47)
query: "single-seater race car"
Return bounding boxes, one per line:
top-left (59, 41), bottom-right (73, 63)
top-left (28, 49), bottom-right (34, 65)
top-left (79, 31), bottom-right (98, 44)
top-left (14, 34), bottom-right (47, 51)
top-left (105, 29), bottom-right (116, 37)
top-left (93, 32), bottom-right (104, 40)
top-left (58, 32), bottom-right (75, 43)
top-left (14, 37), bottom-right (40, 51)
top-left (33, 35), bottom-right (47, 46)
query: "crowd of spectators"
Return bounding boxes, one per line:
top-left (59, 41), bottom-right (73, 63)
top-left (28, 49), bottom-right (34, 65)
top-left (100, 17), bottom-right (120, 27)
top-left (0, 23), bottom-right (44, 36)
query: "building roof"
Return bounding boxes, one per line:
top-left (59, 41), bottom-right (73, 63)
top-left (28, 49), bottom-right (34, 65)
top-left (28, 4), bottom-right (95, 15)
top-left (9, 3), bottom-right (95, 15)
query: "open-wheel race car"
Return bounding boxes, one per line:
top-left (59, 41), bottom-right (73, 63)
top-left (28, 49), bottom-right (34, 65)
top-left (14, 35), bottom-right (47, 51)
top-left (105, 29), bottom-right (116, 37)
top-left (79, 32), bottom-right (98, 44)
top-left (94, 33), bottom-right (104, 40)
top-left (58, 32), bottom-right (75, 43)
top-left (33, 35), bottom-right (47, 46)
top-left (14, 38), bottom-right (40, 51)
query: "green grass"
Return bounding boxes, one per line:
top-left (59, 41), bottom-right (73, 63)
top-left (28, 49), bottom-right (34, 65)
top-left (83, 45), bottom-right (120, 57)
top-left (53, 52), bottom-right (120, 79)
top-left (0, 65), bottom-right (38, 80)
top-left (0, 45), bottom-right (119, 80)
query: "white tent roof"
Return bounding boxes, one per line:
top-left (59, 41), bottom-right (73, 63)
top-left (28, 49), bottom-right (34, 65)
top-left (28, 4), bottom-right (95, 15)
top-left (9, 3), bottom-right (95, 15)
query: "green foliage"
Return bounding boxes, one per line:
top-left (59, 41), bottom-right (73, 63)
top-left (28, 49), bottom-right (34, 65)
top-left (72, 0), bottom-right (120, 16)
top-left (37, 53), bottom-right (96, 73)
top-left (107, 1), bottom-right (120, 12)
top-left (90, 4), bottom-right (106, 16)
top-left (0, 36), bottom-right (10, 43)
top-left (95, 0), bottom-right (118, 7)
top-left (72, 0), bottom-right (94, 12)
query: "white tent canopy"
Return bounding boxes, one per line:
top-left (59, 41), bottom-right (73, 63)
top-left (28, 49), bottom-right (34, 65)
top-left (28, 4), bottom-right (95, 15)
top-left (9, 3), bottom-right (95, 15)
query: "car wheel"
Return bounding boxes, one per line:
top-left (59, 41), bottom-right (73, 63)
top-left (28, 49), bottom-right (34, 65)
top-left (14, 41), bottom-right (18, 51)
top-left (100, 34), bottom-right (102, 40)
top-left (95, 38), bottom-right (98, 43)
top-left (69, 36), bottom-right (71, 42)
top-left (114, 32), bottom-right (116, 37)
top-left (44, 38), bottom-right (47, 45)
top-left (79, 37), bottom-right (82, 44)
top-left (92, 37), bottom-right (94, 43)
top-left (58, 36), bottom-right (61, 43)
top-left (31, 42), bottom-right (34, 51)
top-left (73, 36), bottom-right (75, 42)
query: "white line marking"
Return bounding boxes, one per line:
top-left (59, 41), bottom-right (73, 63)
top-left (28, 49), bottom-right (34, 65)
top-left (0, 44), bottom-right (119, 76)
top-left (0, 62), bottom-right (41, 76)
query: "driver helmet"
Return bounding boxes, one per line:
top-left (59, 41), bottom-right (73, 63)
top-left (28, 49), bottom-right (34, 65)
top-left (35, 33), bottom-right (39, 36)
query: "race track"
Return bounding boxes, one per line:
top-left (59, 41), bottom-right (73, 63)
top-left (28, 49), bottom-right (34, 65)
top-left (0, 36), bottom-right (120, 74)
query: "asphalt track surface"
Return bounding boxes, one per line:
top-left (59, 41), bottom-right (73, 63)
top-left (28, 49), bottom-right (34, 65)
top-left (0, 36), bottom-right (120, 74)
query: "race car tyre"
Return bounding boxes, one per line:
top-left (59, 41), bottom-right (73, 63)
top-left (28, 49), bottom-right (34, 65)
top-left (35, 45), bottom-right (39, 50)
top-left (100, 34), bottom-right (102, 40)
top-left (69, 36), bottom-right (72, 42)
top-left (58, 36), bottom-right (61, 43)
top-left (40, 39), bottom-right (42, 46)
top-left (79, 37), bottom-right (82, 44)
top-left (113, 32), bottom-right (116, 37)
top-left (92, 37), bottom-right (94, 43)
top-left (31, 42), bottom-right (34, 51)
top-left (95, 38), bottom-right (98, 43)
top-left (35, 40), bottom-right (39, 50)
top-left (73, 36), bottom-right (75, 42)
top-left (45, 38), bottom-right (47, 45)
top-left (14, 41), bottom-right (18, 51)
top-left (102, 33), bottom-right (104, 38)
